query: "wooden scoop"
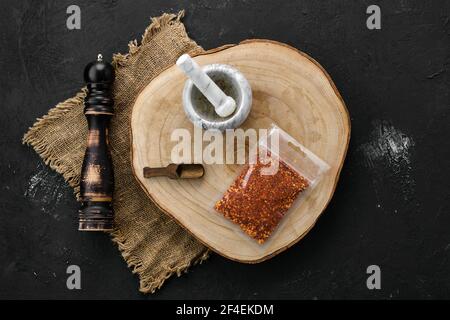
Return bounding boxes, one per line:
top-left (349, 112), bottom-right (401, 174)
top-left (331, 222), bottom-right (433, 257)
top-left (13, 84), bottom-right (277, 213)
top-left (143, 164), bottom-right (205, 179)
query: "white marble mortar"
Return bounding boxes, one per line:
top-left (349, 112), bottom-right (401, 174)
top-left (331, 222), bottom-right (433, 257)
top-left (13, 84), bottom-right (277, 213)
top-left (182, 64), bottom-right (252, 131)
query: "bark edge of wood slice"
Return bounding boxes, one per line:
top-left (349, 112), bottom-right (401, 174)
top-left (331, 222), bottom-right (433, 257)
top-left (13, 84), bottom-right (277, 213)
top-left (130, 39), bottom-right (351, 263)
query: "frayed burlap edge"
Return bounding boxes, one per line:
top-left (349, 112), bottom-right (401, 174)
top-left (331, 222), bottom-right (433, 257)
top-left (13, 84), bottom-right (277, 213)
top-left (23, 10), bottom-right (210, 294)
top-left (23, 88), bottom-right (87, 195)
top-left (113, 10), bottom-right (187, 67)
top-left (111, 228), bottom-right (209, 293)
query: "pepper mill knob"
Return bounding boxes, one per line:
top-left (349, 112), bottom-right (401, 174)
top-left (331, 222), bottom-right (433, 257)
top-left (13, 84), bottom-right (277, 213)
top-left (83, 54), bottom-right (115, 84)
top-left (79, 54), bottom-right (115, 231)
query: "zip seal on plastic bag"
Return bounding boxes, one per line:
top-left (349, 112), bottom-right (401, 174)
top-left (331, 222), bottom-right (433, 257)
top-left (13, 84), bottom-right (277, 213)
top-left (215, 124), bottom-right (330, 244)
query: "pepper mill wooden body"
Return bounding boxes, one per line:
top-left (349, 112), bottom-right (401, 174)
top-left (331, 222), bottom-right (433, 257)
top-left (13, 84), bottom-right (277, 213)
top-left (79, 54), bottom-right (115, 231)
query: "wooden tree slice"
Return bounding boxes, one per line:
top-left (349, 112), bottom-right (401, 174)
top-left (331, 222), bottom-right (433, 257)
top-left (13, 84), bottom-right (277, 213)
top-left (130, 40), bottom-right (350, 263)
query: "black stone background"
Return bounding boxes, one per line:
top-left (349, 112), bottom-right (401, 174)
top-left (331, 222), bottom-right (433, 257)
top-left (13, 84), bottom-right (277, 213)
top-left (0, 0), bottom-right (448, 299)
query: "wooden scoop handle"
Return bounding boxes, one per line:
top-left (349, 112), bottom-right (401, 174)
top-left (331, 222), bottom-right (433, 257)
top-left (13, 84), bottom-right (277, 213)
top-left (143, 167), bottom-right (173, 178)
top-left (143, 164), bottom-right (204, 179)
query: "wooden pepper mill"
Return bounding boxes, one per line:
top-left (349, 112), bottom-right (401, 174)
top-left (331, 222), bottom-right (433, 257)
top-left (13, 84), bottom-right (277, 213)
top-left (79, 54), bottom-right (115, 231)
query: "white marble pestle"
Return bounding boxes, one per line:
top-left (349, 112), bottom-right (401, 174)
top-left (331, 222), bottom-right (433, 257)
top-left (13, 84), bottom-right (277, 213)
top-left (176, 54), bottom-right (236, 118)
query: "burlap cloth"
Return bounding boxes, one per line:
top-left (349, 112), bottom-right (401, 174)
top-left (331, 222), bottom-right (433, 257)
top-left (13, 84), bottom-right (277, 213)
top-left (22, 11), bottom-right (209, 294)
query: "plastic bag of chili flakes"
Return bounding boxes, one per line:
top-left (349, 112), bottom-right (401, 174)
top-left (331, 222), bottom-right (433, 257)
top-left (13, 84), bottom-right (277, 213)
top-left (214, 125), bottom-right (330, 244)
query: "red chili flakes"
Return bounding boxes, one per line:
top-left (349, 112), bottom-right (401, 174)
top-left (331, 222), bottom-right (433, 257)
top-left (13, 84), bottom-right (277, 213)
top-left (215, 157), bottom-right (309, 244)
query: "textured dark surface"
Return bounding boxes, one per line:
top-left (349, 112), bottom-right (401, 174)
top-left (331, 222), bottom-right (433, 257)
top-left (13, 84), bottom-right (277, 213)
top-left (0, 0), bottom-right (449, 299)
